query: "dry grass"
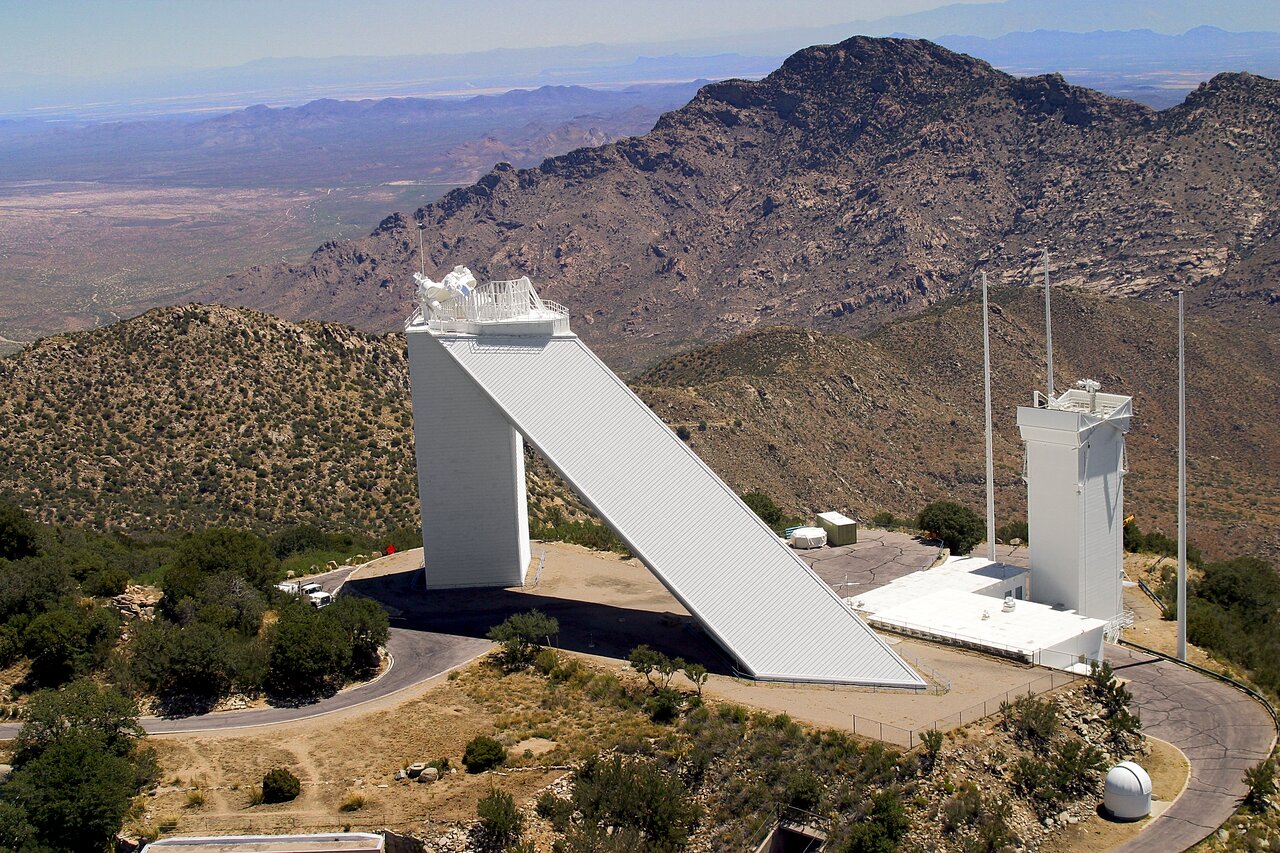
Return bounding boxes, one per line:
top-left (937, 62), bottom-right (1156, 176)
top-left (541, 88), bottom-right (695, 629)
top-left (141, 652), bottom-right (660, 838)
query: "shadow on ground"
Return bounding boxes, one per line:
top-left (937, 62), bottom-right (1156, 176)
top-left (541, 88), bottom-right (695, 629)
top-left (343, 563), bottom-right (739, 677)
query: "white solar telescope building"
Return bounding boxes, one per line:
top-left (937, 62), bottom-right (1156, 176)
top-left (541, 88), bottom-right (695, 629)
top-left (1017, 381), bottom-right (1132, 623)
top-left (406, 266), bottom-right (924, 687)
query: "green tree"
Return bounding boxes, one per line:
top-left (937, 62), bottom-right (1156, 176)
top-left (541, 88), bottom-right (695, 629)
top-left (487, 610), bottom-right (559, 670)
top-left (3, 733), bottom-right (136, 853)
top-left (268, 524), bottom-right (331, 559)
top-left (464, 735), bottom-right (508, 773)
top-left (12, 680), bottom-right (143, 766)
top-left (129, 621), bottom-right (233, 698)
top-left (328, 595), bottom-right (389, 672)
top-left (266, 605), bottom-right (351, 696)
top-left (917, 501), bottom-right (985, 555)
top-left (477, 788), bottom-right (524, 846)
top-left (741, 492), bottom-right (783, 529)
top-left (628, 644), bottom-right (665, 689)
top-left (682, 662), bottom-right (708, 697)
top-left (0, 501), bottom-right (39, 561)
top-left (168, 528), bottom-right (279, 597)
top-left (22, 603), bottom-right (118, 687)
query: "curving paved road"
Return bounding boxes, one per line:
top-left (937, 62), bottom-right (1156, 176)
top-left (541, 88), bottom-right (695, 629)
top-left (0, 559), bottom-right (491, 739)
top-left (1107, 644), bottom-right (1277, 853)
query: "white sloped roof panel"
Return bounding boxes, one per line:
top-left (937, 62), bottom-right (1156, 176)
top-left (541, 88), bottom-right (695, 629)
top-left (432, 331), bottom-right (924, 687)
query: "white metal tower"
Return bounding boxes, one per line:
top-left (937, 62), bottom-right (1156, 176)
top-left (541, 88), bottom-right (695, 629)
top-left (1017, 382), bottom-right (1132, 622)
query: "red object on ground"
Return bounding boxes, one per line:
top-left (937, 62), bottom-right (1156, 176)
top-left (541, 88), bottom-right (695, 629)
top-left (386, 544), bottom-right (396, 554)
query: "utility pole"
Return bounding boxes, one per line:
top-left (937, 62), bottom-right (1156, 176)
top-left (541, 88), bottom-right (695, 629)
top-left (1043, 249), bottom-right (1054, 400)
top-left (1177, 291), bottom-right (1187, 661)
top-left (982, 272), bottom-right (996, 562)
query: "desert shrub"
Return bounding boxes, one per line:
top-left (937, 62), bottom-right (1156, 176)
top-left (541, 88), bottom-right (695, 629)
top-left (428, 757), bottom-right (451, 774)
top-left (920, 728), bottom-right (944, 772)
top-left (941, 780), bottom-right (982, 833)
top-left (339, 792), bottom-right (368, 812)
top-left (682, 662), bottom-right (708, 696)
top-left (675, 425), bottom-right (692, 441)
top-left (536, 790), bottom-right (574, 832)
top-left (570, 754), bottom-right (701, 848)
top-left (1049, 739), bottom-right (1106, 797)
top-left (534, 648), bottom-right (559, 675)
top-left (871, 511), bottom-right (897, 529)
top-left (261, 767), bottom-right (300, 803)
top-left (995, 519), bottom-right (1028, 544)
top-left (487, 610), bottom-right (559, 671)
top-left (477, 788), bottom-right (523, 845)
top-left (835, 790), bottom-right (909, 853)
top-left (740, 492), bottom-right (783, 530)
top-left (1001, 695), bottom-right (1058, 747)
top-left (917, 501), bottom-right (984, 555)
top-left (782, 770), bottom-right (823, 814)
top-left (644, 688), bottom-right (682, 723)
top-left (1243, 758), bottom-right (1277, 813)
top-left (0, 500), bottom-right (39, 561)
top-left (464, 735), bottom-right (507, 773)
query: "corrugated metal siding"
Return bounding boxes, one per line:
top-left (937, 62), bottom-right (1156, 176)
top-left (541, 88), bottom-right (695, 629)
top-left (433, 332), bottom-right (924, 687)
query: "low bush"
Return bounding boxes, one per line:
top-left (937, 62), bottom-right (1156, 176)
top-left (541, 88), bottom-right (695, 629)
top-left (463, 735), bottom-right (507, 773)
top-left (477, 788), bottom-right (524, 845)
top-left (261, 767), bottom-right (300, 803)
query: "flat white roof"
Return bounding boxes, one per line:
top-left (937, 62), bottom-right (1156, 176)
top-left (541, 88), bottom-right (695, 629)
top-left (865, 589), bottom-right (1107, 657)
top-left (143, 834), bottom-right (383, 853)
top-left (817, 511), bottom-right (855, 525)
top-left (847, 556), bottom-right (1026, 613)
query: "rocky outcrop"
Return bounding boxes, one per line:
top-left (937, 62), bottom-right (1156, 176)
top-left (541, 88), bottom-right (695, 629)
top-left (198, 36), bottom-right (1280, 370)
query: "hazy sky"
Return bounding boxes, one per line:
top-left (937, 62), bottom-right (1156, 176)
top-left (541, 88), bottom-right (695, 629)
top-left (0, 0), bottom-right (976, 77)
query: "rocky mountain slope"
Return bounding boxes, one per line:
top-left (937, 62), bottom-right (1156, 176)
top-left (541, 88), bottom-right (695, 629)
top-left (1, 292), bottom-right (1273, 560)
top-left (200, 36), bottom-right (1280, 370)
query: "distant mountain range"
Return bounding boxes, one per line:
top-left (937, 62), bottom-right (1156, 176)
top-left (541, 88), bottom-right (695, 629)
top-left (198, 36), bottom-right (1280, 372)
top-left (936, 26), bottom-right (1280, 107)
top-left (0, 83), bottom-right (703, 187)
top-left (6, 0), bottom-right (1280, 120)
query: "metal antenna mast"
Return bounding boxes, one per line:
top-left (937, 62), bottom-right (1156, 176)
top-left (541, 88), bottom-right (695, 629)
top-left (982, 272), bottom-right (996, 562)
top-left (1177, 291), bottom-right (1188, 661)
top-left (417, 221), bottom-right (427, 278)
top-left (1043, 249), bottom-right (1054, 400)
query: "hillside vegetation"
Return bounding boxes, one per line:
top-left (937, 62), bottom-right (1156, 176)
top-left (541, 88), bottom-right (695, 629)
top-left (0, 294), bottom-right (1274, 562)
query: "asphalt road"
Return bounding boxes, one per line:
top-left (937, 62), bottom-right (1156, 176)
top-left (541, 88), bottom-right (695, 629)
top-left (1107, 644), bottom-right (1277, 853)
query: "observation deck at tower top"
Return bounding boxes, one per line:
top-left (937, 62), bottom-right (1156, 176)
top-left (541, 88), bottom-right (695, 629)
top-left (407, 269), bottom-right (570, 337)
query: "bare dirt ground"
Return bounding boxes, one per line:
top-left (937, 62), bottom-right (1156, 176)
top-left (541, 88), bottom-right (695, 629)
top-left (137, 658), bottom-right (659, 840)
top-left (364, 543), bottom-right (1087, 746)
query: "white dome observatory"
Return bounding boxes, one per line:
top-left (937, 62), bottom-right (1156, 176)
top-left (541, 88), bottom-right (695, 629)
top-left (1103, 761), bottom-right (1152, 820)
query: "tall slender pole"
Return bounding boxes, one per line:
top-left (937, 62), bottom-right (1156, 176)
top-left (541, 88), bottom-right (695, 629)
top-left (983, 272), bottom-right (996, 562)
top-left (417, 222), bottom-right (427, 277)
top-left (1043, 249), bottom-right (1054, 400)
top-left (1177, 291), bottom-right (1187, 661)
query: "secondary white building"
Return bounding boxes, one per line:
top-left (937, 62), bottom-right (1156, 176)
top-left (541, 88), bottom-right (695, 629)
top-left (405, 267), bottom-right (924, 687)
top-left (849, 556), bottom-right (1106, 673)
top-left (1017, 381), bottom-right (1132, 625)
